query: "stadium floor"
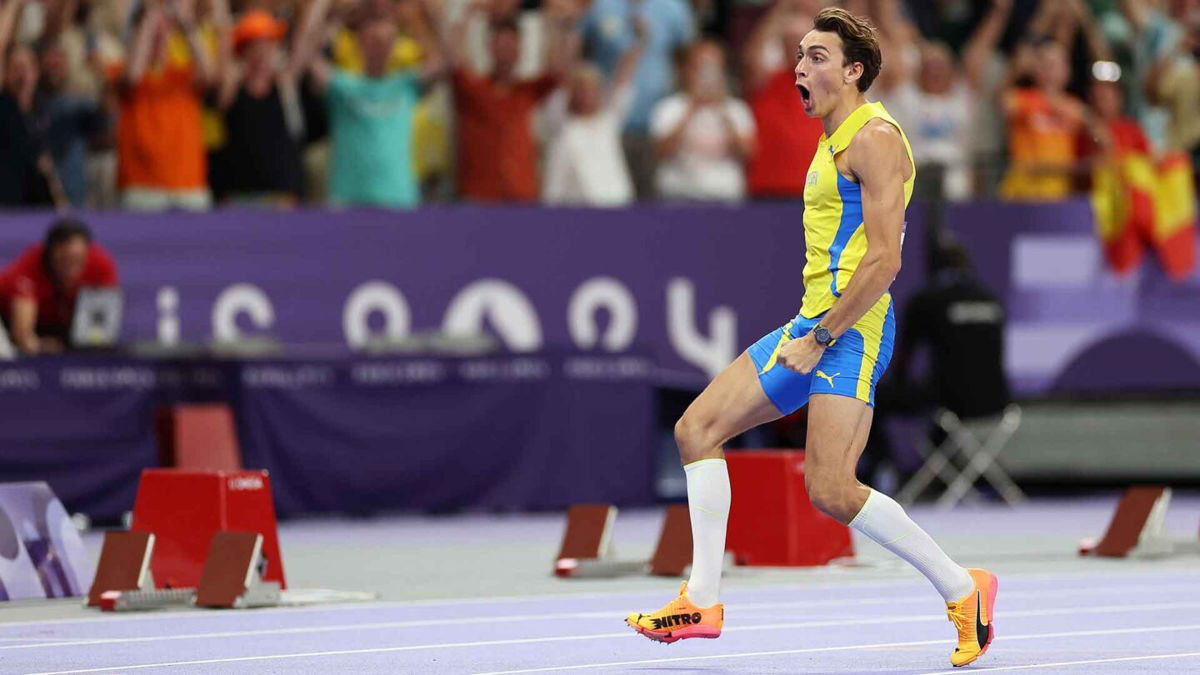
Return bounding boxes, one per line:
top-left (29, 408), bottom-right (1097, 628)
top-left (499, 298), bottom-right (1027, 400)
top-left (1, 494), bottom-right (1198, 674)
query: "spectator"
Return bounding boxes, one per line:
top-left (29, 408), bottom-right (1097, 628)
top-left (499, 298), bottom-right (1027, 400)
top-left (542, 18), bottom-right (645, 206)
top-left (998, 38), bottom-right (1088, 201)
top-left (0, 0), bottom-right (55, 207)
top-left (450, 1), bottom-right (574, 202)
top-left (0, 218), bottom-right (118, 355)
top-left (443, 0), bottom-right (548, 80)
top-left (113, 0), bottom-right (217, 211)
top-left (296, 0), bottom-right (445, 208)
top-left (209, 3), bottom-right (307, 205)
top-left (36, 37), bottom-right (110, 208)
top-left (1147, 14), bottom-right (1200, 176)
top-left (650, 39), bottom-right (755, 203)
top-left (877, 0), bottom-right (1011, 202)
top-left (741, 0), bottom-right (823, 200)
top-left (582, 0), bottom-right (695, 200)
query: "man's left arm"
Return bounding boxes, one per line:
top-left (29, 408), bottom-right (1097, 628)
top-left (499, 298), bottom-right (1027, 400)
top-left (780, 121), bottom-right (909, 374)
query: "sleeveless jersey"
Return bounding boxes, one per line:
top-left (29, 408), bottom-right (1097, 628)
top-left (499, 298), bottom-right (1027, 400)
top-left (799, 102), bottom-right (915, 318)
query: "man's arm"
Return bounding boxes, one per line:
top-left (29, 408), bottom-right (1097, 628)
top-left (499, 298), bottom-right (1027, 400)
top-left (779, 121), bottom-right (909, 375)
top-left (962, 0), bottom-right (1011, 90)
top-left (0, 0), bottom-right (28, 79)
top-left (291, 0), bottom-right (336, 92)
top-left (8, 296), bottom-right (42, 354)
top-left (820, 122), bottom-right (907, 337)
top-left (169, 0), bottom-right (216, 91)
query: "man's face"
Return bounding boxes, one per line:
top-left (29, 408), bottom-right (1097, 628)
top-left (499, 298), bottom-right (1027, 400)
top-left (1033, 43), bottom-right (1069, 92)
top-left (1089, 80), bottom-right (1122, 120)
top-left (39, 45), bottom-right (68, 91)
top-left (568, 67), bottom-right (602, 115)
top-left (50, 237), bottom-right (88, 288)
top-left (918, 44), bottom-right (955, 95)
top-left (241, 39), bottom-right (279, 72)
top-left (358, 19), bottom-right (397, 74)
top-left (5, 46), bottom-right (38, 94)
top-left (794, 30), bottom-right (857, 117)
top-left (490, 28), bottom-right (520, 74)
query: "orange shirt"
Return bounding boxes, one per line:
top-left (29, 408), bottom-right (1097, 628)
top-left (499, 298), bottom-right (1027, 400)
top-left (113, 35), bottom-right (206, 191)
top-left (746, 68), bottom-right (823, 198)
top-left (453, 68), bottom-right (556, 202)
top-left (1000, 88), bottom-right (1084, 201)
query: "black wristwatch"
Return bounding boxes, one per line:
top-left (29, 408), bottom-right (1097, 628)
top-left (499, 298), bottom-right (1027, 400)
top-left (812, 325), bottom-right (836, 347)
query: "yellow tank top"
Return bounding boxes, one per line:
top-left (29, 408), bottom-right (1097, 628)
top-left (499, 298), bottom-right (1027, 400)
top-left (799, 102), bottom-right (914, 318)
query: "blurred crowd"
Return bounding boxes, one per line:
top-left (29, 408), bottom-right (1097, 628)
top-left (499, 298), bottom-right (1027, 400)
top-left (0, 0), bottom-right (1197, 211)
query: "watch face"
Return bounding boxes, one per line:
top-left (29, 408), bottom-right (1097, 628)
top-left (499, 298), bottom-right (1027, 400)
top-left (814, 327), bottom-right (831, 345)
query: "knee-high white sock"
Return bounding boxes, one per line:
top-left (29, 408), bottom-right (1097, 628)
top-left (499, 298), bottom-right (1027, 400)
top-left (849, 489), bottom-right (974, 602)
top-left (683, 458), bottom-right (730, 608)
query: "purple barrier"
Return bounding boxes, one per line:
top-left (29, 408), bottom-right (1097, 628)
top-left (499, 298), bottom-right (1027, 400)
top-left (0, 354), bottom-right (656, 518)
top-left (0, 206), bottom-right (926, 386)
top-left (0, 482), bottom-right (92, 601)
top-left (945, 199), bottom-right (1200, 395)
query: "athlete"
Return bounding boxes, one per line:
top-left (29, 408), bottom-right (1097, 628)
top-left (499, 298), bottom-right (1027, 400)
top-left (626, 8), bottom-right (997, 668)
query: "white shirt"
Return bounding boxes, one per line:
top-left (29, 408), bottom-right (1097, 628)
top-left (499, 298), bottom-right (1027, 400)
top-left (650, 94), bottom-right (755, 202)
top-left (542, 84), bottom-right (636, 206)
top-left (884, 81), bottom-right (972, 201)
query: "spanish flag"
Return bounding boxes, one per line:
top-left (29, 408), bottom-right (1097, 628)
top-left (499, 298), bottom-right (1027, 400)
top-left (1092, 148), bottom-right (1197, 280)
top-left (1091, 149), bottom-right (1155, 276)
top-left (1151, 153), bottom-right (1197, 281)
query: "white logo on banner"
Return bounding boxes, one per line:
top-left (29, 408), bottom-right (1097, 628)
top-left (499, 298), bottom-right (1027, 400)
top-left (568, 277), bottom-right (638, 351)
top-left (213, 284), bottom-right (275, 341)
top-left (343, 281), bottom-right (412, 348)
top-left (667, 278), bottom-right (736, 379)
top-left (443, 279), bottom-right (543, 352)
top-left (157, 286), bottom-right (180, 346)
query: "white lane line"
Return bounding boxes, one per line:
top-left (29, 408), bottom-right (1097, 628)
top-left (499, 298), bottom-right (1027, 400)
top-left (1, 568), bottom-right (1194, 629)
top-left (3, 596), bottom-right (1196, 652)
top-left (917, 651), bottom-right (1200, 674)
top-left (26, 623), bottom-right (1200, 675)
top-left (470, 625), bottom-right (1200, 675)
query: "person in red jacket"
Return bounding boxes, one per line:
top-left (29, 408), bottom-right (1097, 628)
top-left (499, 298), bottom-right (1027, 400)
top-left (0, 219), bottom-right (118, 355)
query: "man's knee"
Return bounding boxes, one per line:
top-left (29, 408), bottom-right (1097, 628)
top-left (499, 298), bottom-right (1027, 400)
top-left (805, 474), bottom-right (860, 523)
top-left (674, 412), bottom-right (720, 464)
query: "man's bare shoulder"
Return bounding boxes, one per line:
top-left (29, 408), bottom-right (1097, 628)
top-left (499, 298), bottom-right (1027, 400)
top-left (847, 119), bottom-right (910, 182)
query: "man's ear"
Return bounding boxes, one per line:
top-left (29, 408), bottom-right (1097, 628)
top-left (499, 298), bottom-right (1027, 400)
top-left (844, 61), bottom-right (864, 88)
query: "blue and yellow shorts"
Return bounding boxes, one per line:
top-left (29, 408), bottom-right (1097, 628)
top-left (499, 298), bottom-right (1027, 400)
top-left (748, 296), bottom-right (896, 414)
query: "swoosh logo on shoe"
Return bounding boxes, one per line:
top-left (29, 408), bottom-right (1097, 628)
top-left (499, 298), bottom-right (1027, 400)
top-left (975, 590), bottom-right (990, 649)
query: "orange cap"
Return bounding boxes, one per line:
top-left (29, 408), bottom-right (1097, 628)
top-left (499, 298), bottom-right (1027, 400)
top-left (232, 10), bottom-right (287, 50)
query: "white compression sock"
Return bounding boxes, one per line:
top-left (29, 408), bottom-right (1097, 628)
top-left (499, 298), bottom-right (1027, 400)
top-left (683, 458), bottom-right (730, 608)
top-left (849, 488), bottom-right (974, 602)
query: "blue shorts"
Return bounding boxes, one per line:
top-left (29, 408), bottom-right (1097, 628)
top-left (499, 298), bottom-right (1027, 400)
top-left (748, 296), bottom-right (896, 414)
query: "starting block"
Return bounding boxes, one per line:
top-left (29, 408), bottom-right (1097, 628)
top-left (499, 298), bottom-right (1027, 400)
top-left (95, 531), bottom-right (281, 611)
top-left (131, 469), bottom-right (285, 590)
top-left (194, 531), bottom-right (281, 609)
top-left (726, 450), bottom-right (854, 566)
top-left (554, 504), bottom-right (694, 578)
top-left (1079, 485), bottom-right (1180, 558)
top-left (87, 531), bottom-right (156, 607)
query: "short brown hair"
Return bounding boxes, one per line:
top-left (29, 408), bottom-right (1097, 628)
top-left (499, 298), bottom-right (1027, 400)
top-left (813, 7), bottom-right (882, 92)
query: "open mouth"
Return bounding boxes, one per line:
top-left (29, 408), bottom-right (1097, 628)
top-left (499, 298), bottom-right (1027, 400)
top-left (797, 84), bottom-right (812, 105)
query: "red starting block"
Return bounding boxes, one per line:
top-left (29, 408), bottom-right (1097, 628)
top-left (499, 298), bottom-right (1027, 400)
top-left (130, 469), bottom-right (286, 590)
top-left (87, 531), bottom-right (156, 607)
top-left (555, 503), bottom-right (695, 578)
top-left (725, 450), bottom-right (854, 566)
top-left (95, 531), bottom-right (281, 611)
top-left (1079, 485), bottom-right (1176, 558)
top-left (156, 404), bottom-right (243, 471)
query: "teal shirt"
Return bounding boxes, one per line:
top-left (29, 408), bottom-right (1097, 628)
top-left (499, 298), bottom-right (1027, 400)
top-left (327, 69), bottom-right (420, 208)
